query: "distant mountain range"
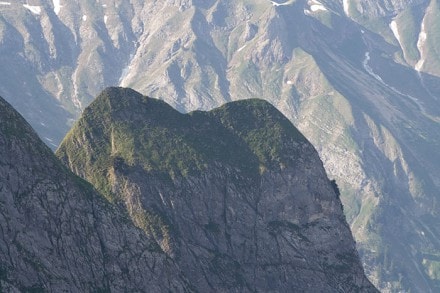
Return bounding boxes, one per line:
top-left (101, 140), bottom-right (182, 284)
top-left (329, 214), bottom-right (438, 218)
top-left (0, 0), bottom-right (439, 291)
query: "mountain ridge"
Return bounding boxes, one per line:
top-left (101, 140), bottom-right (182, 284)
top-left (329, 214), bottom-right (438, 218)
top-left (56, 86), bottom-right (377, 292)
top-left (0, 94), bottom-right (194, 292)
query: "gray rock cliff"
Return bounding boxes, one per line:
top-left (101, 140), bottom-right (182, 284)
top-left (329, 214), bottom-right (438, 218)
top-left (0, 95), bottom-right (191, 292)
top-left (57, 87), bottom-right (377, 292)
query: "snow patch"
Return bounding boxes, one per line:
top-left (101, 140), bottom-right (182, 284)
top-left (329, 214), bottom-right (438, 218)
top-left (308, 0), bottom-right (327, 12)
top-left (415, 19), bottom-right (427, 72)
top-left (390, 20), bottom-right (402, 48)
top-left (237, 44), bottom-right (247, 52)
top-left (343, 0), bottom-right (350, 16)
top-left (0, 2), bottom-right (11, 5)
top-left (82, 15), bottom-right (87, 22)
top-left (23, 4), bottom-right (42, 15)
top-left (102, 4), bottom-right (107, 8)
top-left (310, 4), bottom-right (326, 12)
top-left (104, 15), bottom-right (108, 24)
top-left (270, 0), bottom-right (295, 7)
top-left (52, 0), bottom-right (61, 15)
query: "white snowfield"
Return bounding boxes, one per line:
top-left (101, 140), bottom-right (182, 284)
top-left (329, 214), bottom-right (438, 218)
top-left (270, 0), bottom-right (296, 6)
top-left (389, 20), bottom-right (401, 47)
top-left (2, 1), bottom-right (60, 16)
top-left (416, 18), bottom-right (427, 72)
top-left (343, 0), bottom-right (350, 16)
top-left (23, 4), bottom-right (42, 15)
top-left (308, 0), bottom-right (327, 12)
top-left (53, 0), bottom-right (61, 15)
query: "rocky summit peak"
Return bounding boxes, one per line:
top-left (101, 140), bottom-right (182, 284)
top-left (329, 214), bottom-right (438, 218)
top-left (55, 87), bottom-right (377, 292)
top-left (0, 95), bottom-right (191, 292)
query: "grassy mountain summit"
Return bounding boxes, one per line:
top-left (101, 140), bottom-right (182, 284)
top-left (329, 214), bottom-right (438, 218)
top-left (57, 87), bottom-right (310, 200)
top-left (57, 87), bottom-right (377, 292)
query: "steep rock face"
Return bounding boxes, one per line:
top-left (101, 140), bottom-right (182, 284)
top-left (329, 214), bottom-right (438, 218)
top-left (0, 96), bottom-right (191, 292)
top-left (57, 87), bottom-right (377, 292)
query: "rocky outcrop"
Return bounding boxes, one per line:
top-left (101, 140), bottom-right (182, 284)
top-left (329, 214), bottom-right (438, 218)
top-left (57, 87), bottom-right (377, 292)
top-left (0, 96), bottom-right (191, 292)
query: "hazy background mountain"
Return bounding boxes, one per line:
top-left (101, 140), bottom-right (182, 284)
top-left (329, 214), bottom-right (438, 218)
top-left (0, 0), bottom-right (439, 291)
